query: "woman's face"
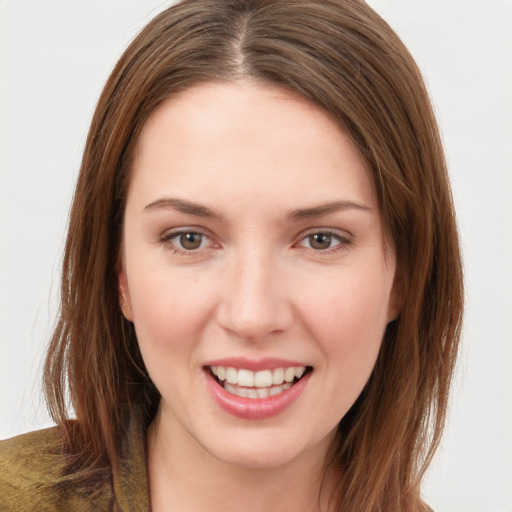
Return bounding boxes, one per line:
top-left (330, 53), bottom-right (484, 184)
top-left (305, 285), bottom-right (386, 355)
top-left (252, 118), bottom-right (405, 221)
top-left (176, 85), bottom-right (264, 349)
top-left (119, 81), bottom-right (399, 470)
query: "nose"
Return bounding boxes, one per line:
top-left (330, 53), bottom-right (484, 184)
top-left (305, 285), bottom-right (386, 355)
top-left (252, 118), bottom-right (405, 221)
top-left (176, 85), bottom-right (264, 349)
top-left (216, 248), bottom-right (293, 342)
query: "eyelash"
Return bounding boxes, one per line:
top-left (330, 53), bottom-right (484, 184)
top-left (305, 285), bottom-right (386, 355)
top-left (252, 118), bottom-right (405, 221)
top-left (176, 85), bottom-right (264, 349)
top-left (160, 229), bottom-right (213, 255)
top-left (159, 228), bottom-right (352, 256)
top-left (296, 230), bottom-right (351, 254)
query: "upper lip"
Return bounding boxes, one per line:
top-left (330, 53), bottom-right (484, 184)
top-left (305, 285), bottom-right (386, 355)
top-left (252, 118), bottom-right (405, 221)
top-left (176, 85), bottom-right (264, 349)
top-left (202, 357), bottom-right (310, 372)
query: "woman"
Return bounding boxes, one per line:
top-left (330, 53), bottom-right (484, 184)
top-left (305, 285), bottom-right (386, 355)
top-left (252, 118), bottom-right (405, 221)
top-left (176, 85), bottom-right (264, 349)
top-left (0, 0), bottom-right (463, 511)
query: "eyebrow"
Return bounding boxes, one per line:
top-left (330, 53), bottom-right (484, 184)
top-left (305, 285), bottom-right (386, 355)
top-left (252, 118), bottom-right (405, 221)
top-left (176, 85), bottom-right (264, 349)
top-left (144, 197), bottom-right (224, 220)
top-left (144, 197), bottom-right (372, 221)
top-left (288, 200), bottom-right (373, 220)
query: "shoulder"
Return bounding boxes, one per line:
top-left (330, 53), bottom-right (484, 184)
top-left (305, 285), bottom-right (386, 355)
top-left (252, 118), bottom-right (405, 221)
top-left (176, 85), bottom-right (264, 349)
top-left (0, 427), bottom-right (65, 511)
top-left (0, 427), bottom-right (63, 488)
top-left (0, 427), bottom-right (111, 511)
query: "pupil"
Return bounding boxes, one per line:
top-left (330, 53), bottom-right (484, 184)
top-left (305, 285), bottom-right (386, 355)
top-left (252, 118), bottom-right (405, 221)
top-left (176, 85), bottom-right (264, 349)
top-left (180, 233), bottom-right (202, 250)
top-left (310, 233), bottom-right (331, 250)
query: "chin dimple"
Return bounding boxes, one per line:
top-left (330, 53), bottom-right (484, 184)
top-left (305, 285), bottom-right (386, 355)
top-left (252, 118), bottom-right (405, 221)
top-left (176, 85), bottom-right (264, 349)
top-left (209, 365), bottom-right (310, 399)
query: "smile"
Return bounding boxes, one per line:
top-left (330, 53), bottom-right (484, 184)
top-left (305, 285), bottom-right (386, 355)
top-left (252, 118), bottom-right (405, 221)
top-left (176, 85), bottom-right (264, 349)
top-left (209, 365), bottom-right (311, 399)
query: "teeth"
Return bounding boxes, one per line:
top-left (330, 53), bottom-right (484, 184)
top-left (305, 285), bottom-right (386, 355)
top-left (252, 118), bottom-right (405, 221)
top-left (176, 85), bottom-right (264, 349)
top-left (210, 365), bottom-right (307, 388)
top-left (272, 367), bottom-right (284, 385)
top-left (256, 387), bottom-right (269, 399)
top-left (247, 388), bottom-right (259, 399)
top-left (269, 386), bottom-right (282, 397)
top-left (254, 370), bottom-right (272, 387)
top-left (284, 367), bottom-right (295, 382)
top-left (223, 381), bottom-right (293, 399)
top-left (295, 367), bottom-right (305, 379)
top-left (226, 367), bottom-right (237, 384)
top-left (237, 369), bottom-right (254, 387)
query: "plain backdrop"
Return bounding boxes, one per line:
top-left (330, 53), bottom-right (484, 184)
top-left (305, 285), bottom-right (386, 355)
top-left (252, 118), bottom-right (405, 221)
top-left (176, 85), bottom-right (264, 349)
top-left (1, 2), bottom-right (511, 511)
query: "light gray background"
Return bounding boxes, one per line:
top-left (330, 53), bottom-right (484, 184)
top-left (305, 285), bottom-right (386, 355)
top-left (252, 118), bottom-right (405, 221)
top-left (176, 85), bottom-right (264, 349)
top-left (1, 2), bottom-right (511, 511)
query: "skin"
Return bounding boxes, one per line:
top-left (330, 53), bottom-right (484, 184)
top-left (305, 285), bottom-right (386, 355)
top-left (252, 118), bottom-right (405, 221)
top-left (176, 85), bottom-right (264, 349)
top-left (119, 81), bottom-right (399, 511)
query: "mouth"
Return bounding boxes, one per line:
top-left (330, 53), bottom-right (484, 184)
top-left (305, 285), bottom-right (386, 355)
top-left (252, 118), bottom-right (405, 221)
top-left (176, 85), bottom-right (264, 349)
top-left (207, 365), bottom-right (313, 399)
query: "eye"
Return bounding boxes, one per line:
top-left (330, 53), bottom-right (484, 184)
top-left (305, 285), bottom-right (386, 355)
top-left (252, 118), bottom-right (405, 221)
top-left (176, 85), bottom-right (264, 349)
top-left (297, 231), bottom-right (348, 252)
top-left (163, 230), bottom-right (210, 252)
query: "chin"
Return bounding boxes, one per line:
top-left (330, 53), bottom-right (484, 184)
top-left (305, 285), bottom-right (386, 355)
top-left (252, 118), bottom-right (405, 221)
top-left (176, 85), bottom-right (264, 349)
top-left (215, 446), bottom-right (304, 470)
top-left (202, 427), bottom-right (333, 472)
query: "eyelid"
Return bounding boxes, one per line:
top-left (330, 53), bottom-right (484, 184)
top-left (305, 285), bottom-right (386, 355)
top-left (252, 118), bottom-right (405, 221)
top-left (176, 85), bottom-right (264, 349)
top-left (159, 226), bottom-right (220, 254)
top-left (158, 226), bottom-right (352, 255)
top-left (294, 228), bottom-right (353, 252)
top-left (296, 227), bottom-right (353, 241)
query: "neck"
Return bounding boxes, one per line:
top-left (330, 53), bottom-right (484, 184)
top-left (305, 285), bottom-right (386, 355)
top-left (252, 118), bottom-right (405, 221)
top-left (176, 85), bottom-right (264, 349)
top-left (147, 409), bottom-right (334, 512)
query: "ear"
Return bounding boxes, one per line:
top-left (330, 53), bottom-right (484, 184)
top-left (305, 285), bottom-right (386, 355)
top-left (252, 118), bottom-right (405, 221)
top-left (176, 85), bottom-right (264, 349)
top-left (387, 266), bottom-right (403, 323)
top-left (118, 260), bottom-right (134, 322)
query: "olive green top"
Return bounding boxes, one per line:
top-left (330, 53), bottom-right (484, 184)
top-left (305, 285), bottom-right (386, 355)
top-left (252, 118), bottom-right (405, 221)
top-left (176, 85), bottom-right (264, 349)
top-left (0, 415), bottom-right (149, 511)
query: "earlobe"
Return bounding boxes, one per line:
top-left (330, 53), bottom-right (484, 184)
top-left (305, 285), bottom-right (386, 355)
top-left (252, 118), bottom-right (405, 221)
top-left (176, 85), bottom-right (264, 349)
top-left (387, 268), bottom-right (403, 323)
top-left (387, 293), bottom-right (401, 323)
top-left (118, 267), bottom-right (134, 322)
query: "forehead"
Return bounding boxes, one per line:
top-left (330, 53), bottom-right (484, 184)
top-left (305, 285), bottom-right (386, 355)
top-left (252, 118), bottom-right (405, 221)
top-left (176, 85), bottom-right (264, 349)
top-left (128, 80), bottom-right (376, 214)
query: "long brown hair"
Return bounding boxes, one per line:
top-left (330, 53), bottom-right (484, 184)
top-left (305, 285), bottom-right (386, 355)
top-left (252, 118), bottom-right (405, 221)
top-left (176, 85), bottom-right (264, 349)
top-left (44, 1), bottom-right (463, 510)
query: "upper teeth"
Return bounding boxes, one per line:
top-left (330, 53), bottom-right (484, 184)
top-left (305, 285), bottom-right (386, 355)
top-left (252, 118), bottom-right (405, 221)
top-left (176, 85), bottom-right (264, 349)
top-left (211, 366), bottom-right (306, 388)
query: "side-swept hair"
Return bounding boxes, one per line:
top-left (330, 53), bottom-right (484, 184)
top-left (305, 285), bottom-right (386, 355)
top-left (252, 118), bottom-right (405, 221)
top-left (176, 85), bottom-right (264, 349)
top-left (44, 1), bottom-right (463, 510)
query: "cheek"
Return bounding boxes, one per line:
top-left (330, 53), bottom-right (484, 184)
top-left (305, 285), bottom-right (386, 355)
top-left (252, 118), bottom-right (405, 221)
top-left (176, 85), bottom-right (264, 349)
top-left (298, 266), bottom-right (392, 369)
top-left (128, 266), bottom-right (216, 356)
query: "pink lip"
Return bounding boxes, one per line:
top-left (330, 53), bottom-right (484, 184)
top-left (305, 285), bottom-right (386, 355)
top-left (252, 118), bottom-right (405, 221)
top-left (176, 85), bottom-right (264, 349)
top-left (203, 357), bottom-right (307, 372)
top-left (204, 368), bottom-right (312, 420)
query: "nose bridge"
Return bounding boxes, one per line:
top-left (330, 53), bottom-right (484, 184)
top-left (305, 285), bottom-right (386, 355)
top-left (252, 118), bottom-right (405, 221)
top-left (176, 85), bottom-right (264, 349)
top-left (218, 244), bottom-right (292, 340)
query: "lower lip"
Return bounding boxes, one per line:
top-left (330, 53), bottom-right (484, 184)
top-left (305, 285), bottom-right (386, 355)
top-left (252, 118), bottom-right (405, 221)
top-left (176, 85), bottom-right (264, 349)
top-left (205, 370), bottom-right (311, 420)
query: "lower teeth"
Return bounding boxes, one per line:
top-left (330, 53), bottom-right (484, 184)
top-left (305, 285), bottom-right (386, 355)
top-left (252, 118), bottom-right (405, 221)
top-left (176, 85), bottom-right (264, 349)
top-left (223, 381), bottom-right (293, 399)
